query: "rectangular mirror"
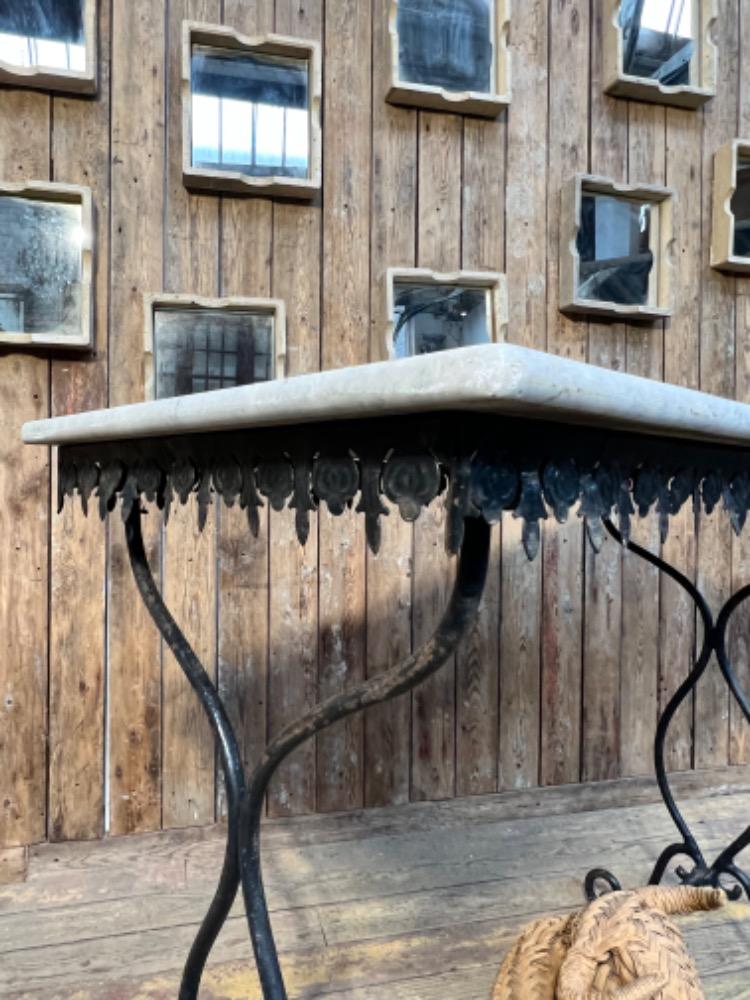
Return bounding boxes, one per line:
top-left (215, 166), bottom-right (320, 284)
top-left (560, 174), bottom-right (674, 321)
top-left (577, 193), bottom-right (653, 306)
top-left (0, 0), bottom-right (96, 93)
top-left (145, 296), bottom-right (286, 400)
top-left (0, 184), bottom-right (93, 349)
top-left (385, 269), bottom-right (506, 361)
top-left (396, 0), bottom-right (493, 95)
top-left (604, 0), bottom-right (716, 109)
top-left (386, 0), bottom-right (510, 116)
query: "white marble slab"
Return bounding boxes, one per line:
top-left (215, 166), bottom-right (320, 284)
top-left (21, 343), bottom-right (750, 447)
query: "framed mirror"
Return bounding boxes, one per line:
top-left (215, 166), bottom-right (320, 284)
top-left (0, 182), bottom-right (93, 350)
top-left (560, 174), bottom-right (675, 321)
top-left (603, 0), bottom-right (717, 109)
top-left (182, 22), bottom-right (321, 199)
top-left (386, 0), bottom-right (510, 117)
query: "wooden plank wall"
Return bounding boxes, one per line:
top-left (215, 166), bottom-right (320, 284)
top-left (1, 0), bottom-right (749, 849)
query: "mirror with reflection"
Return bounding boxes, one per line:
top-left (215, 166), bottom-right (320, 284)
top-left (153, 307), bottom-right (274, 399)
top-left (0, 0), bottom-right (86, 72)
top-left (191, 45), bottom-right (310, 180)
top-left (392, 282), bottom-right (490, 358)
top-left (397, 0), bottom-right (493, 94)
top-left (732, 155), bottom-right (750, 258)
top-left (620, 0), bottom-right (696, 85)
top-left (576, 193), bottom-right (654, 306)
top-left (0, 194), bottom-right (84, 340)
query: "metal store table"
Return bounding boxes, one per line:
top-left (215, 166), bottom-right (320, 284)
top-left (22, 343), bottom-right (750, 999)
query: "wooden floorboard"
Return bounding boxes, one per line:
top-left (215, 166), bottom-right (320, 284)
top-left (2, 774), bottom-right (750, 998)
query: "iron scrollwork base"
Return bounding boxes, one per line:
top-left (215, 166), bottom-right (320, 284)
top-left (585, 519), bottom-right (750, 903)
top-left (125, 505), bottom-right (491, 1000)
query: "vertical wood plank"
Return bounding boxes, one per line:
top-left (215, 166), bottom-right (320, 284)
top-left (267, 0), bottom-right (323, 819)
top-left (620, 102), bottom-right (666, 778)
top-left (316, 0), bottom-right (371, 813)
top-left (107, 0), bottom-right (165, 836)
top-left (0, 94), bottom-right (50, 848)
top-left (582, 0), bottom-right (628, 783)
top-left (412, 111), bottom-right (462, 801)
top-left (161, 0), bottom-right (221, 829)
top-left (729, 2), bottom-right (750, 767)
top-left (457, 111), bottom-right (505, 796)
top-left (695, 0), bottom-right (738, 771)
top-left (660, 106), bottom-right (702, 773)
top-left (363, 0), bottom-right (417, 809)
top-left (48, 0), bottom-right (111, 841)
top-left (540, 0), bottom-right (589, 788)
top-left (213, 0), bottom-right (275, 820)
top-left (498, 0), bottom-right (547, 790)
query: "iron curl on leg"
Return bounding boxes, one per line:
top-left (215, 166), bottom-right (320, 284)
top-left (585, 518), bottom-right (750, 902)
top-left (239, 516), bottom-right (492, 1000)
top-left (125, 506), bottom-right (246, 1000)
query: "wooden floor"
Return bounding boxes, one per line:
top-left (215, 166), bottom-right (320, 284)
top-left (2, 770), bottom-right (750, 999)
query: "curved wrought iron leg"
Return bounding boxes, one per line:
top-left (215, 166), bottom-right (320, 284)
top-left (238, 516), bottom-right (492, 1000)
top-left (125, 507), bottom-right (245, 1000)
top-left (585, 519), bottom-right (750, 901)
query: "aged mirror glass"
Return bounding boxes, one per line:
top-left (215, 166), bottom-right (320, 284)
top-left (392, 282), bottom-right (490, 358)
top-left (153, 307), bottom-right (275, 399)
top-left (0, 0), bottom-right (86, 72)
top-left (396, 0), bottom-right (493, 94)
top-left (0, 194), bottom-right (84, 341)
top-left (620, 0), bottom-right (695, 85)
top-left (576, 193), bottom-right (653, 306)
top-left (191, 44), bottom-right (310, 180)
top-left (731, 154), bottom-right (750, 258)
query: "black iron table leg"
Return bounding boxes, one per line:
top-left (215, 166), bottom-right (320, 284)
top-left (586, 518), bottom-right (750, 902)
top-left (125, 505), bottom-right (491, 999)
top-left (125, 507), bottom-right (245, 1000)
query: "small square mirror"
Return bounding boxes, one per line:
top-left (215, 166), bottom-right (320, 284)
top-left (387, 0), bottom-right (510, 117)
top-left (711, 139), bottom-right (750, 273)
top-left (560, 174), bottom-right (674, 321)
top-left (183, 23), bottom-right (321, 199)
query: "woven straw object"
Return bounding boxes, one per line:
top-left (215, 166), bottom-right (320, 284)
top-left (491, 886), bottom-right (724, 1000)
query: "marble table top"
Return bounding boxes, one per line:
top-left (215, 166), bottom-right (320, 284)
top-left (21, 343), bottom-right (750, 448)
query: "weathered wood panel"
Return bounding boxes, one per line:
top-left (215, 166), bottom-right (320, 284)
top-left (1, 0), bottom-right (749, 849)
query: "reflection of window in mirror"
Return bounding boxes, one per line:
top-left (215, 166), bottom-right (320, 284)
top-left (731, 155), bottom-right (750, 258)
top-left (560, 175), bottom-right (674, 321)
top-left (398, 0), bottom-right (493, 94)
top-left (604, 0), bottom-right (716, 108)
top-left (0, 0), bottom-right (96, 94)
top-left (0, 184), bottom-right (93, 349)
top-left (620, 0), bottom-right (696, 86)
top-left (192, 48), bottom-right (310, 179)
top-left (183, 24), bottom-right (321, 198)
top-left (145, 297), bottom-right (285, 400)
top-left (387, 0), bottom-right (510, 116)
top-left (577, 195), bottom-right (653, 306)
top-left (386, 269), bottom-right (506, 361)
top-left (711, 140), bottom-right (750, 273)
